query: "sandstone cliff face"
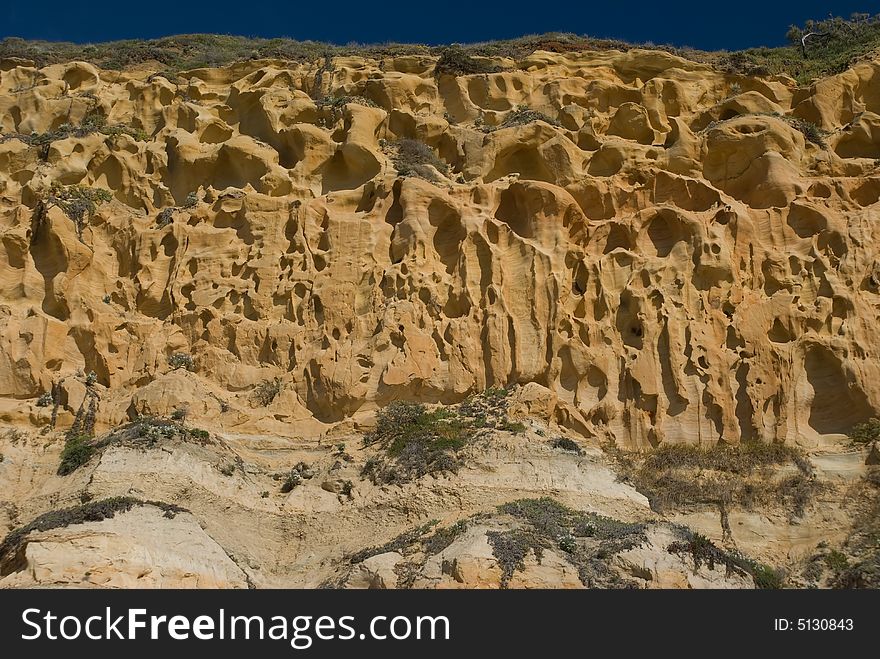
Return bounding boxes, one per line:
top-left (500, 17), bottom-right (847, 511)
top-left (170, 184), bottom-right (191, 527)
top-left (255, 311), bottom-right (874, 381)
top-left (2, 49), bottom-right (880, 447)
top-left (1, 48), bottom-right (880, 588)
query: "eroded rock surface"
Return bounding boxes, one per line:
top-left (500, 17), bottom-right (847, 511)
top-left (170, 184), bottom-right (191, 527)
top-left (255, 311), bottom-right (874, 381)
top-left (2, 48), bottom-right (880, 588)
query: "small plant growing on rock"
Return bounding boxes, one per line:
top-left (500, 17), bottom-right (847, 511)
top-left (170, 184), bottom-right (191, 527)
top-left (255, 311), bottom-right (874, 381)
top-left (38, 183), bottom-right (112, 241)
top-left (434, 47), bottom-right (502, 76)
top-left (785, 116), bottom-right (828, 148)
top-left (281, 461), bottom-right (315, 493)
top-left (35, 391), bottom-right (53, 407)
top-left (58, 435), bottom-right (95, 475)
top-left (385, 139), bottom-right (449, 182)
top-left (252, 377), bottom-right (282, 406)
top-left (156, 207), bottom-right (175, 228)
top-left (84, 371), bottom-right (98, 387)
top-left (170, 406), bottom-right (188, 422)
top-left (361, 401), bottom-right (471, 485)
top-left (167, 353), bottom-right (194, 371)
top-left (482, 106), bottom-right (561, 132)
top-left (551, 436), bottom-right (584, 455)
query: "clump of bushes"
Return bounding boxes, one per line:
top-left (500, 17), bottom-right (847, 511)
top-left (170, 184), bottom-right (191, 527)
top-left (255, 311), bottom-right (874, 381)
top-left (316, 95), bottom-right (378, 125)
top-left (58, 434), bottom-right (95, 475)
top-left (252, 378), bottom-right (283, 406)
top-left (780, 116), bottom-right (828, 148)
top-left (421, 518), bottom-right (475, 556)
top-left (58, 396), bottom-right (98, 475)
top-left (2, 110), bottom-right (147, 157)
top-left (434, 47), bottom-right (502, 76)
top-left (385, 139), bottom-right (449, 182)
top-left (167, 353), bottom-right (195, 371)
top-left (58, 415), bottom-right (211, 477)
top-left (361, 401), bottom-right (471, 484)
top-left (156, 208), bottom-right (175, 228)
top-left (487, 528), bottom-right (547, 587)
top-left (132, 417), bottom-right (209, 444)
top-left (361, 388), bottom-right (528, 485)
top-left (609, 440), bottom-right (818, 518)
top-left (0, 497), bottom-right (186, 574)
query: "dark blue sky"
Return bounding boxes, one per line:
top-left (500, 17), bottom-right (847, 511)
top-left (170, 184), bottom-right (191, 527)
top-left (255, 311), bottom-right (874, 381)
top-left (0, 2), bottom-right (874, 50)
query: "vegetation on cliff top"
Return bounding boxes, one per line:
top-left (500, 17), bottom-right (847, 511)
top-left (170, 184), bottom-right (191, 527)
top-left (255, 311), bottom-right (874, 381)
top-left (2, 14), bottom-right (880, 84)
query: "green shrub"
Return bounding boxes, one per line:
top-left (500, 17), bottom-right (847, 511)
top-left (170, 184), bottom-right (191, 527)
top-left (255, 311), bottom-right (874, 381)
top-left (667, 530), bottom-right (784, 588)
top-left (487, 528), bottom-right (546, 588)
top-left (551, 436), bottom-right (584, 455)
top-left (156, 208), bottom-right (175, 228)
top-left (280, 462), bottom-right (314, 493)
top-left (435, 47), bottom-right (502, 76)
top-left (58, 435), bottom-right (95, 475)
top-left (422, 519), bottom-right (473, 555)
top-left (252, 378), bottom-right (282, 406)
top-left (167, 353), bottom-right (194, 371)
top-left (825, 549), bottom-right (850, 571)
top-left (38, 183), bottom-right (112, 240)
top-left (778, 116), bottom-right (828, 147)
top-left (361, 401), bottom-right (472, 484)
top-left (386, 139), bottom-right (448, 182)
top-left (483, 107), bottom-right (560, 132)
top-left (35, 392), bottom-right (53, 407)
